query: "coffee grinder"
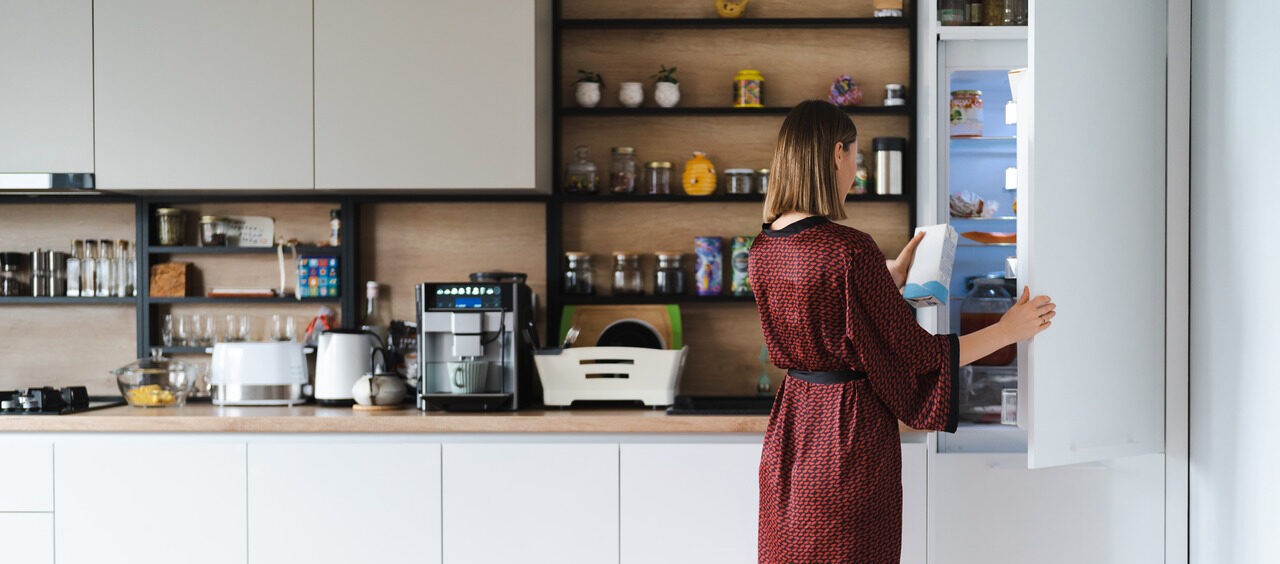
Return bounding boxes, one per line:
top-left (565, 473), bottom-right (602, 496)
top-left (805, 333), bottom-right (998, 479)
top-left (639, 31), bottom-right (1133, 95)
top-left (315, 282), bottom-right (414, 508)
top-left (415, 281), bottom-right (536, 411)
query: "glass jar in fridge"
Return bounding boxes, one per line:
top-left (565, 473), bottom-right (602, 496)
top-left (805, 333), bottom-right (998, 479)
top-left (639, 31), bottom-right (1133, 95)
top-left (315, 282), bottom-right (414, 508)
top-left (959, 277), bottom-right (1016, 365)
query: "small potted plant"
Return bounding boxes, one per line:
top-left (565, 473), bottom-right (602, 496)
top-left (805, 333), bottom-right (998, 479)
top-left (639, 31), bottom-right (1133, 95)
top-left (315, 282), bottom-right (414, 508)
top-left (574, 70), bottom-right (604, 108)
top-left (652, 65), bottom-right (680, 108)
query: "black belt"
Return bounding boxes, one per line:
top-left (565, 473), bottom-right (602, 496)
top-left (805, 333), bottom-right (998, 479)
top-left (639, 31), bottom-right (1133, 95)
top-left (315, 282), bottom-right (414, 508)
top-left (787, 369), bottom-right (869, 385)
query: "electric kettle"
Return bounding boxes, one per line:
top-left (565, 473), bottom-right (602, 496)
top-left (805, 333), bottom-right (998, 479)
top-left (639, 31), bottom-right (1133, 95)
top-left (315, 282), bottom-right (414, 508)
top-left (315, 329), bottom-right (382, 406)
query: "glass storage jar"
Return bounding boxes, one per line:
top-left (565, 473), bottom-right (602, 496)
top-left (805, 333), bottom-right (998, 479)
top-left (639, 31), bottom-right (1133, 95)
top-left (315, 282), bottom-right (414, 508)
top-left (725, 169), bottom-right (754, 195)
top-left (644, 161), bottom-right (672, 195)
top-left (950, 90), bottom-right (984, 137)
top-left (563, 252), bottom-right (594, 295)
top-left (199, 216), bottom-right (228, 247)
top-left (960, 277), bottom-right (1017, 365)
top-left (611, 252), bottom-right (644, 295)
top-left (609, 147), bottom-right (638, 194)
top-left (0, 253), bottom-right (27, 297)
top-left (654, 252), bottom-right (686, 295)
top-left (564, 145), bottom-right (599, 194)
top-left (983, 0), bottom-right (1013, 25)
top-left (155, 208), bottom-right (186, 246)
top-left (939, 0), bottom-right (966, 25)
top-left (755, 168), bottom-right (770, 194)
top-left (967, 0), bottom-right (984, 24)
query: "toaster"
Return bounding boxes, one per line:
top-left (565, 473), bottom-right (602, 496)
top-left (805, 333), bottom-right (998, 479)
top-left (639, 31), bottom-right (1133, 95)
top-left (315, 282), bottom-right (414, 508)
top-left (210, 342), bottom-right (309, 406)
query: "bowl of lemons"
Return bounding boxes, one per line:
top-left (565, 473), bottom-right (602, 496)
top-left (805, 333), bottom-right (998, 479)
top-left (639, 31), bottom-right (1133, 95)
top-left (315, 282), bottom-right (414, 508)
top-left (113, 350), bottom-right (195, 408)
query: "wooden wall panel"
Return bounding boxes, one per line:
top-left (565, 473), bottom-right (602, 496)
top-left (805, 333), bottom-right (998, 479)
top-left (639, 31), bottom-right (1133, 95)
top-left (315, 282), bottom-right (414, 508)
top-left (562, 115), bottom-right (907, 181)
top-left (0, 305), bottom-right (135, 394)
top-left (562, 0), bottom-right (910, 20)
top-left (0, 203), bottom-right (134, 250)
top-left (359, 203), bottom-right (547, 324)
top-left (562, 28), bottom-right (910, 110)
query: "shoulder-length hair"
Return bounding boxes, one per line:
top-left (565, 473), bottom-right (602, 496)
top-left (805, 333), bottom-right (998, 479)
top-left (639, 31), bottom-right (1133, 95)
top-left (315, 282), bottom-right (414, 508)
top-left (762, 100), bottom-right (858, 222)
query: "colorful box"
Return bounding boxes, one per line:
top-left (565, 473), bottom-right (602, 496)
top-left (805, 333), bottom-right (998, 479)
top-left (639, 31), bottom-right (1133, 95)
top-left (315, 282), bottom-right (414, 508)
top-left (298, 256), bottom-right (340, 298)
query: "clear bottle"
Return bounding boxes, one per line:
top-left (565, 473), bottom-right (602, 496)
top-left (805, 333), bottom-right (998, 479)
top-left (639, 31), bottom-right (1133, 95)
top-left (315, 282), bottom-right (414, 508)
top-left (362, 281), bottom-right (389, 344)
top-left (654, 252), bottom-right (686, 295)
top-left (329, 209), bottom-right (342, 246)
top-left (563, 252), bottom-right (594, 295)
top-left (81, 240), bottom-right (97, 297)
top-left (96, 239), bottom-right (114, 297)
top-left (609, 147), bottom-right (638, 194)
top-left (564, 145), bottom-right (599, 194)
top-left (66, 240), bottom-right (82, 297)
top-left (611, 252), bottom-right (644, 295)
top-left (114, 240), bottom-right (133, 297)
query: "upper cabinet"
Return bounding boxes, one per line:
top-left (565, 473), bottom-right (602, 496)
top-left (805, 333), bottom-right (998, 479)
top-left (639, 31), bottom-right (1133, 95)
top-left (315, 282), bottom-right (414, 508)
top-left (0, 0), bottom-right (93, 173)
top-left (93, 0), bottom-right (313, 190)
top-left (314, 0), bottom-right (551, 191)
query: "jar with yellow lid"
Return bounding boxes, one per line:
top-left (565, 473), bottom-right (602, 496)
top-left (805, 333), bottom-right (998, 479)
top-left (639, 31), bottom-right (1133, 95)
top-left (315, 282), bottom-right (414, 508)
top-left (733, 70), bottom-right (764, 108)
top-left (682, 152), bottom-right (717, 196)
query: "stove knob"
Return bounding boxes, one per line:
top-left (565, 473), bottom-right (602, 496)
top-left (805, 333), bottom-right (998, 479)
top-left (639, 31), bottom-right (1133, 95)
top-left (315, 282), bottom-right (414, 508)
top-left (0, 400), bottom-right (13, 411)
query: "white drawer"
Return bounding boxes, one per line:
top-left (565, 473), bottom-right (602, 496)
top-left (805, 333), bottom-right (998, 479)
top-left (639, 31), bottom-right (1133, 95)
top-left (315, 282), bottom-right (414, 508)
top-left (0, 513), bottom-right (54, 563)
top-left (0, 440), bottom-right (53, 511)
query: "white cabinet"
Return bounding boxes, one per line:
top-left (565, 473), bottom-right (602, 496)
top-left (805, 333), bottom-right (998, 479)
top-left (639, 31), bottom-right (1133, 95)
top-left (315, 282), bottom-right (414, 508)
top-left (928, 452), bottom-right (1164, 564)
top-left (93, 0), bottom-right (313, 190)
top-left (619, 443), bottom-right (761, 563)
top-left (54, 441), bottom-right (247, 564)
top-left (246, 442), bottom-right (442, 564)
top-left (900, 444), bottom-right (927, 564)
top-left (0, 0), bottom-right (93, 173)
top-left (0, 514), bottom-right (54, 564)
top-left (0, 440), bottom-right (52, 511)
top-left (314, 0), bottom-right (550, 191)
top-left (442, 443), bottom-right (618, 564)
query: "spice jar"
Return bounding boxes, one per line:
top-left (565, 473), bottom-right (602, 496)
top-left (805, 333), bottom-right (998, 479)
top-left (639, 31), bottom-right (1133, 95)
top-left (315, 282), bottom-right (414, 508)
top-left (755, 168), bottom-right (770, 194)
top-left (199, 216), bottom-right (228, 247)
top-left (939, 0), bottom-right (966, 25)
top-left (564, 145), bottom-right (599, 194)
top-left (967, 0), bottom-right (985, 24)
top-left (563, 252), bottom-right (594, 295)
top-left (725, 169), bottom-right (754, 195)
top-left (733, 70), bottom-right (764, 108)
top-left (611, 252), bottom-right (644, 295)
top-left (0, 253), bottom-right (27, 297)
top-left (654, 252), bottom-right (686, 295)
top-left (609, 146), bottom-right (638, 194)
top-left (983, 0), bottom-right (1013, 25)
top-left (155, 208), bottom-right (186, 246)
top-left (884, 83), bottom-right (906, 106)
top-left (645, 161), bottom-right (672, 195)
top-left (950, 90), bottom-right (984, 137)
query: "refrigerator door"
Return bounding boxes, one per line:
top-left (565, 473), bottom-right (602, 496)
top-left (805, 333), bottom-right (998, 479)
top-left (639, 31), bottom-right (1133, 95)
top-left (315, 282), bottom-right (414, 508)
top-left (1017, 0), bottom-right (1168, 468)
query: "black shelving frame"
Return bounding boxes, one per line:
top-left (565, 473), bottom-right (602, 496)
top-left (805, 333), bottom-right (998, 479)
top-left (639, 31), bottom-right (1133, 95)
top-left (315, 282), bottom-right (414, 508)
top-left (546, 1), bottom-right (920, 342)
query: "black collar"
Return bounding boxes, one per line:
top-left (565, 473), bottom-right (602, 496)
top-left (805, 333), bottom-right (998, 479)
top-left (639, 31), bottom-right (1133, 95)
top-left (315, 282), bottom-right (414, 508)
top-left (762, 216), bottom-right (830, 237)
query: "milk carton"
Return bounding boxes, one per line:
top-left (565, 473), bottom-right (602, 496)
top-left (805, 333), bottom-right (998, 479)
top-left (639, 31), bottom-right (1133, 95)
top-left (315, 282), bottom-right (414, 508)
top-left (902, 224), bottom-right (959, 308)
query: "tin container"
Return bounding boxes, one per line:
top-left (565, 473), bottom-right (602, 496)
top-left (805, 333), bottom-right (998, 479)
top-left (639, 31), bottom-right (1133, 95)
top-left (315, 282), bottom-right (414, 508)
top-left (693, 237), bottom-right (723, 296)
top-left (733, 70), bottom-right (764, 108)
top-left (730, 236), bottom-right (754, 296)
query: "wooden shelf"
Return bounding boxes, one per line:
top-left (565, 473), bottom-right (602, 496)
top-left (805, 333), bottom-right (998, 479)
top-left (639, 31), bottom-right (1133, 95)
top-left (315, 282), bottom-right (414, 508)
top-left (561, 17), bottom-right (909, 30)
top-left (562, 295), bottom-right (754, 305)
top-left (558, 193), bottom-right (909, 203)
top-left (561, 106), bottom-right (910, 117)
top-left (148, 296), bottom-right (340, 304)
top-left (148, 245), bottom-right (337, 255)
top-left (0, 296), bottom-right (136, 305)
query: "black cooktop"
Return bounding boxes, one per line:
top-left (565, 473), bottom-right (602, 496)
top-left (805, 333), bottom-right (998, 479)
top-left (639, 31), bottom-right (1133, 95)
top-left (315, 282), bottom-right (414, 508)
top-left (665, 395), bottom-right (775, 416)
top-left (0, 387), bottom-right (126, 415)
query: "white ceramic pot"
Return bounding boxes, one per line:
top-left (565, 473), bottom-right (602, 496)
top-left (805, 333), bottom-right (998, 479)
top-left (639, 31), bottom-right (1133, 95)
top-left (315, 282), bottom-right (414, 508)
top-left (575, 81), bottom-right (601, 108)
top-left (654, 82), bottom-right (681, 108)
top-left (352, 373), bottom-right (407, 406)
top-left (618, 82), bottom-right (644, 108)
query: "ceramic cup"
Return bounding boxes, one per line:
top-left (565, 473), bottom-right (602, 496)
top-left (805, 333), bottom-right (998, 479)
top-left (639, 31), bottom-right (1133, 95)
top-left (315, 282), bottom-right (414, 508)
top-left (448, 359), bottom-right (489, 394)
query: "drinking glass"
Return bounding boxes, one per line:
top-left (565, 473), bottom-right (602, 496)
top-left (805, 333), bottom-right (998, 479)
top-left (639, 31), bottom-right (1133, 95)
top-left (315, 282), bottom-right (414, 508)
top-left (162, 314), bottom-right (175, 347)
top-left (175, 314), bottom-right (192, 347)
top-left (224, 314), bottom-right (239, 342)
top-left (200, 315), bottom-right (216, 346)
top-left (284, 316), bottom-right (297, 342)
top-left (270, 314), bottom-right (285, 341)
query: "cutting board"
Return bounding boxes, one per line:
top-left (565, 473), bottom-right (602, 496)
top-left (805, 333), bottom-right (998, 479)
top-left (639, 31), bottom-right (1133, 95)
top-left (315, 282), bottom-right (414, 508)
top-left (559, 305), bottom-right (682, 350)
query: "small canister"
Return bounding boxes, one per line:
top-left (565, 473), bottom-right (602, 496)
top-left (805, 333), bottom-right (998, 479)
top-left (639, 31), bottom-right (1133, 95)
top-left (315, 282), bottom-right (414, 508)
top-left (884, 83), bottom-right (906, 106)
top-left (0, 252), bottom-right (27, 297)
top-left (199, 216), bottom-right (228, 247)
top-left (46, 250), bottom-right (67, 296)
top-left (733, 70), bottom-right (764, 108)
top-left (645, 161), bottom-right (672, 195)
top-left (950, 90), bottom-right (984, 137)
top-left (873, 137), bottom-right (906, 196)
top-left (155, 207), bottom-right (186, 246)
top-left (725, 168), bottom-right (754, 195)
top-left (755, 168), bottom-right (770, 194)
top-left (730, 236), bottom-right (754, 296)
top-left (654, 251), bottom-right (686, 295)
top-left (563, 252), bottom-right (594, 295)
top-left (693, 237), bottom-right (723, 296)
top-left (30, 249), bottom-right (50, 297)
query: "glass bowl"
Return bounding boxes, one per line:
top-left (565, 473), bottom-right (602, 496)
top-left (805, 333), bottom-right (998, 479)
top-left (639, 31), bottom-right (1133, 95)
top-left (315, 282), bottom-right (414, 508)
top-left (113, 355), bottom-right (195, 408)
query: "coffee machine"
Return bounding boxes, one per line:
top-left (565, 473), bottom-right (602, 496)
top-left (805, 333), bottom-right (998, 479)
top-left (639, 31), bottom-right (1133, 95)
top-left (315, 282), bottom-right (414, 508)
top-left (415, 281), bottom-right (536, 411)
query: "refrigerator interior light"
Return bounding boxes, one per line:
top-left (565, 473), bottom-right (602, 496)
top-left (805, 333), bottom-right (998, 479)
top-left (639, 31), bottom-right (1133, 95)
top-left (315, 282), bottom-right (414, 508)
top-left (1005, 167), bottom-right (1017, 190)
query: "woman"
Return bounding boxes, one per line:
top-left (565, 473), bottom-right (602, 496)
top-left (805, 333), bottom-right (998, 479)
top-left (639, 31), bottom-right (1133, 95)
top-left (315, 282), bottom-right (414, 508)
top-left (750, 100), bottom-right (1055, 563)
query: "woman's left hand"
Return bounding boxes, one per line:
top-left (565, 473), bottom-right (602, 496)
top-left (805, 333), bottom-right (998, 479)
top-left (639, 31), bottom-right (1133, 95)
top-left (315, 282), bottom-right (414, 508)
top-left (887, 232), bottom-right (926, 288)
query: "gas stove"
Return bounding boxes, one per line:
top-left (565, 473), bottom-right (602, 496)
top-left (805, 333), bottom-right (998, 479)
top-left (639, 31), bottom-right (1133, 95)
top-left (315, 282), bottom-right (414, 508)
top-left (0, 387), bottom-right (125, 415)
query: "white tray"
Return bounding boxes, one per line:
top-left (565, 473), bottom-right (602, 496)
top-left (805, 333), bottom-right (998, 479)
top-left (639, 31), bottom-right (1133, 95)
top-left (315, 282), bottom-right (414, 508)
top-left (534, 346), bottom-right (687, 407)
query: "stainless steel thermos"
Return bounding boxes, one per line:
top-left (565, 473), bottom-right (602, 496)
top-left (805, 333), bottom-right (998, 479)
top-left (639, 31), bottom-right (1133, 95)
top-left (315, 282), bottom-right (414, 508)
top-left (872, 137), bottom-right (906, 196)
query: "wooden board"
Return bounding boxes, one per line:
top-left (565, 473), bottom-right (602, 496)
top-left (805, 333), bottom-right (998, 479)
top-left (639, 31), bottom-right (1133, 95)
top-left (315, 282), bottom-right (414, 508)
top-left (562, 0), bottom-right (908, 20)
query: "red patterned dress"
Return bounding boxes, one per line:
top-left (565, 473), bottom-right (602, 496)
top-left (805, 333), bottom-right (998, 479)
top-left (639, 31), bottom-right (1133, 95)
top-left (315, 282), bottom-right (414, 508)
top-left (750, 216), bottom-right (958, 563)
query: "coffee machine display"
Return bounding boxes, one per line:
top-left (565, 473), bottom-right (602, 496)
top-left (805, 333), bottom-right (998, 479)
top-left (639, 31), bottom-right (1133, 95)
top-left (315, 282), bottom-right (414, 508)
top-left (415, 282), bottom-right (535, 411)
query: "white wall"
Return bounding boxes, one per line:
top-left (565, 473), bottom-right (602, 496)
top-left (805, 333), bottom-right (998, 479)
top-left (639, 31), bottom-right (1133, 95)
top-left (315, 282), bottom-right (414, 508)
top-left (1191, 1), bottom-right (1280, 563)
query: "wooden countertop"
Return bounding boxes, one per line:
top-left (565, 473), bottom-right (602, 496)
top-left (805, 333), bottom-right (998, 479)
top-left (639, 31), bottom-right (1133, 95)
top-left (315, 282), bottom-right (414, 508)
top-left (0, 403), bottom-right (927, 435)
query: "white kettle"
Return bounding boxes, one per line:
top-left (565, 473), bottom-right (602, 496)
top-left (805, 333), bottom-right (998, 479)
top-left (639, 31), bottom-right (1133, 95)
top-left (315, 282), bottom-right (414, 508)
top-left (315, 329), bottom-right (382, 405)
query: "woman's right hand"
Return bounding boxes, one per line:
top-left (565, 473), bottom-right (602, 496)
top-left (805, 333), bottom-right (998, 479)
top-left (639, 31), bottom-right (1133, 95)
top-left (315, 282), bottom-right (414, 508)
top-left (1000, 287), bottom-right (1056, 344)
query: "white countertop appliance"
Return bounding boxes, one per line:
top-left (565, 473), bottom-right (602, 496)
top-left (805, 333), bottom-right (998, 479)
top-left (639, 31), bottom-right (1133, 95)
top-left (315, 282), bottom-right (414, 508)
top-left (210, 342), bottom-right (308, 406)
top-left (315, 329), bottom-right (382, 406)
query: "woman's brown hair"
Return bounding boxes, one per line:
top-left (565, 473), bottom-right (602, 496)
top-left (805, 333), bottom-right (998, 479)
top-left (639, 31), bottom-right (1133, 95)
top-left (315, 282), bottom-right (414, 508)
top-left (763, 100), bottom-right (858, 222)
